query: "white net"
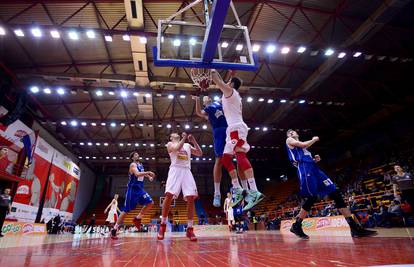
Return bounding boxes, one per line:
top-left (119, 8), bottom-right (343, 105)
top-left (190, 68), bottom-right (212, 91)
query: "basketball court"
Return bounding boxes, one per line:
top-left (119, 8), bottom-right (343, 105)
top-left (1, 0), bottom-right (414, 266)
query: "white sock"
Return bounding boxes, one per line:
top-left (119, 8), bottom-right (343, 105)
top-left (114, 223), bottom-right (119, 230)
top-left (214, 182), bottom-right (221, 196)
top-left (247, 178), bottom-right (257, 191)
top-left (241, 179), bottom-right (249, 190)
top-left (232, 178), bottom-right (241, 188)
top-left (188, 220), bottom-right (193, 227)
top-left (161, 217), bottom-right (167, 224)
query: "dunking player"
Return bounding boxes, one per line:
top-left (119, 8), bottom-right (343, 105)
top-left (210, 70), bottom-right (264, 211)
top-left (111, 151), bottom-right (155, 239)
top-left (286, 129), bottom-right (377, 238)
top-left (157, 132), bottom-right (202, 242)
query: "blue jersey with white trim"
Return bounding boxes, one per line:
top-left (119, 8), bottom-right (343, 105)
top-left (204, 101), bottom-right (228, 130)
top-left (128, 162), bottom-right (145, 189)
top-left (286, 144), bottom-right (314, 163)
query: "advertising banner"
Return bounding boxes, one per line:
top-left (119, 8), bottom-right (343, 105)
top-left (9, 137), bottom-right (54, 222)
top-left (280, 216), bottom-right (351, 237)
top-left (1, 221), bottom-right (46, 236)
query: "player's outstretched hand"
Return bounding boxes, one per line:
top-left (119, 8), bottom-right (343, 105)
top-left (181, 132), bottom-right (188, 140)
top-left (312, 136), bottom-right (319, 142)
top-left (188, 134), bottom-right (195, 143)
top-left (191, 95), bottom-right (199, 101)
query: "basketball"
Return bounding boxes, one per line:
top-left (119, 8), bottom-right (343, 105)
top-left (198, 79), bottom-right (210, 91)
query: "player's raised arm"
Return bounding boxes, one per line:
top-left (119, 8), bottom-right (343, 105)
top-left (129, 162), bottom-right (154, 178)
top-left (188, 134), bottom-right (202, 157)
top-left (211, 69), bottom-right (233, 97)
top-left (167, 132), bottom-right (187, 153)
top-left (191, 96), bottom-right (208, 120)
top-left (287, 136), bottom-right (319, 149)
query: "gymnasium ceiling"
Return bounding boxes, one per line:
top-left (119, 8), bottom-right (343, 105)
top-left (0, 0), bottom-right (413, 175)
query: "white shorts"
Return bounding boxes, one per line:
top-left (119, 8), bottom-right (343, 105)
top-left (224, 122), bottom-right (250, 155)
top-left (226, 208), bottom-right (234, 222)
top-left (106, 210), bottom-right (118, 223)
top-left (165, 166), bottom-right (198, 201)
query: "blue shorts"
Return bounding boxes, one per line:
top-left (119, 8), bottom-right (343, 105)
top-left (123, 186), bottom-right (153, 212)
top-left (296, 162), bottom-right (336, 197)
top-left (213, 127), bottom-right (226, 157)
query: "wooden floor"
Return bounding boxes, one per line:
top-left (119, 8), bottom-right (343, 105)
top-left (1, 229), bottom-right (414, 267)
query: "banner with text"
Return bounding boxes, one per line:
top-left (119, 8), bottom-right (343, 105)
top-left (280, 216), bottom-right (351, 237)
top-left (1, 221), bottom-right (46, 236)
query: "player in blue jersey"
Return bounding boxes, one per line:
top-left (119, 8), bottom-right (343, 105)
top-left (111, 151), bottom-right (156, 239)
top-left (193, 95), bottom-right (247, 207)
top-left (286, 129), bottom-right (377, 239)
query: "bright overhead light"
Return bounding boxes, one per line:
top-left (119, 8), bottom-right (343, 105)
top-left (139, 36), bottom-right (147, 43)
top-left (112, 156), bottom-right (117, 159)
top-left (105, 35), bottom-right (113, 42)
top-left (104, 142), bottom-right (109, 146)
top-left (353, 52), bottom-right (362, 58)
top-left (255, 127), bottom-right (260, 130)
top-left (79, 142), bottom-right (84, 146)
top-left (120, 90), bottom-right (128, 98)
top-left (213, 96), bottom-right (220, 101)
top-left (56, 88), bottom-right (65, 95)
top-left (43, 88), bottom-right (52, 94)
top-left (50, 30), bottom-right (60, 38)
top-left (281, 47), bottom-right (290, 54)
top-left (150, 143), bottom-right (154, 147)
top-left (258, 98), bottom-right (264, 102)
top-left (133, 92), bottom-right (139, 97)
top-left (299, 99), bottom-right (306, 104)
top-left (135, 143), bottom-right (139, 147)
top-left (0, 27), bottom-right (6, 36)
top-left (168, 94), bottom-right (174, 99)
top-left (91, 122), bottom-right (97, 126)
top-left (280, 99), bottom-right (287, 103)
top-left (236, 44), bottom-right (243, 51)
top-left (68, 31), bottom-right (78, 40)
top-left (180, 94), bottom-right (186, 99)
top-left (95, 90), bottom-right (103, 96)
top-left (166, 124), bottom-right (172, 129)
top-left (108, 91), bottom-right (115, 96)
top-left (31, 28), bottom-right (42, 38)
top-left (266, 44), bottom-right (276, 53)
top-left (122, 34), bottom-right (130, 41)
top-left (70, 120), bottom-right (78, 127)
top-left (297, 46), bottom-right (306, 53)
top-left (221, 42), bottom-right (229, 48)
top-left (30, 86), bottom-right (40, 93)
top-left (85, 156), bottom-right (90, 159)
top-left (173, 39), bottom-right (181, 46)
top-left (139, 123), bottom-right (144, 127)
top-left (81, 122), bottom-right (87, 126)
top-left (266, 178), bottom-right (270, 181)
top-left (324, 48), bottom-right (334, 56)
top-left (61, 121), bottom-right (67, 126)
top-left (185, 124), bottom-right (190, 129)
top-left (247, 97), bottom-right (253, 102)
top-left (202, 124), bottom-right (207, 129)
top-left (267, 99), bottom-right (274, 104)
top-left (252, 44), bottom-right (260, 52)
top-left (95, 143), bottom-right (100, 146)
top-left (110, 122), bottom-right (116, 127)
top-left (120, 122), bottom-right (126, 126)
top-left (338, 52), bottom-right (346, 58)
top-left (158, 124), bottom-right (162, 128)
top-left (14, 29), bottom-right (24, 37)
top-left (189, 38), bottom-right (196, 46)
top-left (145, 93), bottom-right (151, 98)
top-left (86, 30), bottom-right (95, 39)
top-left (262, 127), bottom-right (268, 131)
top-left (119, 143), bottom-right (124, 147)
top-left (101, 122), bottom-right (106, 126)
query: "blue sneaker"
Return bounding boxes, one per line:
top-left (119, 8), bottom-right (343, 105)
top-left (213, 194), bottom-right (221, 207)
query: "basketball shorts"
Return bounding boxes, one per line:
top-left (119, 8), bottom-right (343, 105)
top-left (226, 208), bottom-right (234, 222)
top-left (296, 161), bottom-right (336, 197)
top-left (213, 127), bottom-right (227, 157)
top-left (106, 210), bottom-right (118, 223)
top-left (224, 122), bottom-right (250, 155)
top-left (123, 186), bottom-right (153, 212)
top-left (165, 166), bottom-right (198, 201)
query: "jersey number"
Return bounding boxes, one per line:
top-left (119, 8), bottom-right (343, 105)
top-left (323, 179), bottom-right (334, 186)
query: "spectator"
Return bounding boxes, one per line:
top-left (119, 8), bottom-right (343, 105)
top-left (0, 188), bottom-right (12, 237)
top-left (401, 200), bottom-right (412, 215)
top-left (392, 165), bottom-right (414, 209)
top-left (388, 200), bottom-right (402, 218)
top-left (373, 201), bottom-right (387, 227)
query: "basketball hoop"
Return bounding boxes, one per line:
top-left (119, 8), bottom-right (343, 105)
top-left (191, 68), bottom-right (212, 91)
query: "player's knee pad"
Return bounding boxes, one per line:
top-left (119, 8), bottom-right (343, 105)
top-left (328, 190), bottom-right (346, 209)
top-left (221, 153), bottom-right (236, 172)
top-left (235, 152), bottom-right (252, 171)
top-left (302, 196), bottom-right (318, 212)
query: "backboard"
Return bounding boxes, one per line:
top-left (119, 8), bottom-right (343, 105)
top-left (153, 0), bottom-right (258, 71)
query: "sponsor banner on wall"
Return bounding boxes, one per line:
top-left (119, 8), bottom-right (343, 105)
top-left (1, 221), bottom-right (46, 236)
top-left (9, 137), bottom-right (55, 222)
top-left (42, 150), bottom-right (81, 222)
top-left (280, 216), bottom-right (351, 237)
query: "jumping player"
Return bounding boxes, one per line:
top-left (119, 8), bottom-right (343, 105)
top-left (210, 69), bottom-right (264, 211)
top-left (104, 194), bottom-right (121, 230)
top-left (286, 129), bottom-right (377, 238)
top-left (223, 192), bottom-right (234, 231)
top-left (111, 151), bottom-right (155, 239)
top-left (157, 132), bottom-right (202, 242)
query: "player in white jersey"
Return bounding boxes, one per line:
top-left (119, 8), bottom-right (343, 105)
top-left (210, 69), bottom-right (264, 211)
top-left (104, 194), bottom-right (121, 225)
top-left (157, 132), bottom-right (202, 242)
top-left (223, 192), bottom-right (234, 231)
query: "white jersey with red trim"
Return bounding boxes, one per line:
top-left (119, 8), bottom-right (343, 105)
top-left (169, 143), bottom-right (192, 169)
top-left (221, 89), bottom-right (243, 126)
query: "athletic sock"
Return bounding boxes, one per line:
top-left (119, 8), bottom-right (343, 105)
top-left (161, 217), bottom-right (167, 224)
top-left (214, 182), bottom-right (221, 196)
top-left (241, 179), bottom-right (249, 190)
top-left (232, 178), bottom-right (242, 188)
top-left (247, 178), bottom-right (258, 191)
top-left (114, 223), bottom-right (119, 230)
top-left (187, 220), bottom-right (193, 227)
